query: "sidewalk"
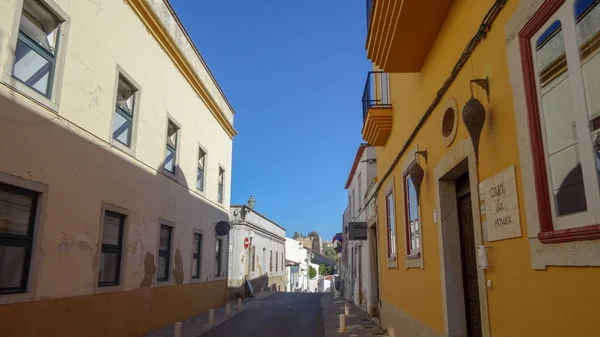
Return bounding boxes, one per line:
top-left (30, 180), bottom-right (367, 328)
top-left (321, 293), bottom-right (387, 337)
top-left (143, 291), bottom-right (277, 337)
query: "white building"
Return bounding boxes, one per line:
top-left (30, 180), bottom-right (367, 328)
top-left (0, 0), bottom-right (235, 335)
top-left (342, 144), bottom-right (379, 315)
top-left (229, 204), bottom-right (286, 298)
top-left (285, 237), bottom-right (309, 292)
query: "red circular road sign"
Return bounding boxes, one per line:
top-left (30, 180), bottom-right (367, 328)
top-left (244, 238), bottom-right (249, 249)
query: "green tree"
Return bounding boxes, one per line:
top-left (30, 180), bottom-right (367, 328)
top-left (319, 264), bottom-right (327, 276)
top-left (309, 266), bottom-right (317, 279)
top-left (323, 245), bottom-right (338, 262)
top-left (307, 231), bottom-right (319, 238)
top-left (293, 231), bottom-right (301, 239)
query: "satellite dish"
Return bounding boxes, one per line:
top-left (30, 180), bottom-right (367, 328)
top-left (215, 221), bottom-right (231, 236)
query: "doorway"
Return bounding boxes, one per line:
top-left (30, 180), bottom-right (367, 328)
top-left (456, 173), bottom-right (482, 337)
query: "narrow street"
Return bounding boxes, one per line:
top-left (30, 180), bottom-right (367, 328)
top-left (201, 293), bottom-right (325, 337)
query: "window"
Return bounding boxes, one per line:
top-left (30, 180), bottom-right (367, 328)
top-left (270, 250), bottom-right (273, 272)
top-left (215, 237), bottom-right (222, 277)
top-left (112, 76), bottom-right (136, 147)
top-left (352, 189), bottom-right (356, 218)
top-left (404, 172), bottom-right (420, 257)
top-left (12, 1), bottom-right (61, 97)
top-left (385, 189), bottom-right (396, 259)
top-left (251, 246), bottom-right (255, 272)
top-left (281, 252), bottom-right (284, 271)
top-left (197, 148), bottom-right (206, 192)
top-left (521, 0), bottom-right (600, 241)
top-left (0, 183), bottom-right (38, 294)
top-left (98, 211), bottom-right (125, 287)
top-left (157, 225), bottom-right (172, 282)
top-left (217, 168), bottom-right (224, 204)
top-left (164, 121), bottom-right (179, 174)
top-left (275, 251), bottom-right (278, 272)
top-left (192, 233), bottom-right (202, 279)
top-left (358, 173), bottom-right (363, 204)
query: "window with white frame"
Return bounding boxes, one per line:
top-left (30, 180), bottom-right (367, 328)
top-left (527, 0), bottom-right (600, 232)
top-left (112, 77), bottom-right (136, 147)
top-left (0, 182), bottom-right (39, 294)
top-left (357, 173), bottom-right (363, 205)
top-left (12, 0), bottom-right (61, 98)
top-left (157, 225), bottom-right (172, 282)
top-left (98, 210), bottom-right (125, 287)
top-left (217, 168), bottom-right (224, 204)
top-left (164, 120), bottom-right (179, 174)
top-left (404, 173), bottom-right (420, 256)
top-left (197, 148), bottom-right (206, 192)
top-left (215, 237), bottom-right (223, 277)
top-left (385, 189), bottom-right (396, 259)
top-left (192, 233), bottom-right (202, 279)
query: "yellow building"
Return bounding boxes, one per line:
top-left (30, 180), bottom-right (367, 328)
top-left (363, 0), bottom-right (600, 336)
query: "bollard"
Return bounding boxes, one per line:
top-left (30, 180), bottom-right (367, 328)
top-left (339, 314), bottom-right (346, 332)
top-left (344, 302), bottom-right (350, 316)
top-left (237, 297), bottom-right (242, 310)
top-left (208, 309), bottom-right (214, 325)
top-left (225, 303), bottom-right (231, 315)
top-left (174, 322), bottom-right (182, 337)
top-left (388, 326), bottom-right (396, 337)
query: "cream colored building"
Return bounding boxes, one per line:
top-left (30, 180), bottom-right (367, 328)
top-left (0, 0), bottom-right (236, 335)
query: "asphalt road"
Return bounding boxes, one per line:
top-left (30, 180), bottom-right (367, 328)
top-left (200, 292), bottom-right (325, 337)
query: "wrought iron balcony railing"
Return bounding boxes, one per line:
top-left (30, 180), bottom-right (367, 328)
top-left (362, 71), bottom-right (391, 121)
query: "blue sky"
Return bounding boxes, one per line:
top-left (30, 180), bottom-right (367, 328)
top-left (169, 0), bottom-right (371, 240)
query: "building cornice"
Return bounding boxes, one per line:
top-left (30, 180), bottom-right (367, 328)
top-left (125, 0), bottom-right (237, 139)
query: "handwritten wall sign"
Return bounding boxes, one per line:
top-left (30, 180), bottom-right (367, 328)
top-left (478, 165), bottom-right (522, 242)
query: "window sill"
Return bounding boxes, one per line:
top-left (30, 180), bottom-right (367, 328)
top-left (95, 283), bottom-right (125, 294)
top-left (0, 292), bottom-right (34, 305)
top-left (1, 77), bottom-right (59, 113)
top-left (387, 256), bottom-right (397, 269)
top-left (161, 168), bottom-right (178, 181)
top-left (406, 253), bottom-right (421, 260)
top-left (111, 140), bottom-right (136, 158)
top-left (539, 224), bottom-right (600, 244)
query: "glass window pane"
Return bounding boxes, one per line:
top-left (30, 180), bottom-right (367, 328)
top-left (102, 212), bottom-right (122, 246)
top-left (0, 245), bottom-right (26, 289)
top-left (549, 146), bottom-right (587, 216)
top-left (157, 256), bottom-right (168, 279)
top-left (197, 170), bottom-right (204, 191)
top-left (159, 227), bottom-right (171, 251)
top-left (167, 122), bottom-right (178, 149)
top-left (99, 252), bottom-right (119, 284)
top-left (164, 149), bottom-right (175, 173)
top-left (0, 186), bottom-right (34, 236)
top-left (19, 11), bottom-right (58, 53)
top-left (192, 258), bottom-right (199, 277)
top-left (112, 111), bottom-right (131, 146)
top-left (194, 234), bottom-right (200, 253)
top-left (13, 39), bottom-right (51, 96)
top-left (535, 21), bottom-right (588, 217)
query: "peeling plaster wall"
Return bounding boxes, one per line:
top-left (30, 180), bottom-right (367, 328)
top-left (0, 0), bottom-right (232, 312)
top-left (227, 207), bottom-right (286, 296)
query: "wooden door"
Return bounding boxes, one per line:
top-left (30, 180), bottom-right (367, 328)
top-left (456, 173), bottom-right (482, 337)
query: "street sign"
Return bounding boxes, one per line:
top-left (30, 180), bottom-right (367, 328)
top-left (244, 237), bottom-right (250, 249)
top-left (348, 222), bottom-right (368, 240)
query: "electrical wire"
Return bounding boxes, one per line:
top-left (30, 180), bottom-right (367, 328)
top-left (364, 0), bottom-right (508, 207)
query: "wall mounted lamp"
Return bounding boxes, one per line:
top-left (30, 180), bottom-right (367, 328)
top-left (410, 149), bottom-right (427, 200)
top-left (463, 77), bottom-right (489, 164)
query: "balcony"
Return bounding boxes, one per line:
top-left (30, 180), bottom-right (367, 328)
top-left (362, 71), bottom-right (393, 146)
top-left (365, 0), bottom-right (455, 72)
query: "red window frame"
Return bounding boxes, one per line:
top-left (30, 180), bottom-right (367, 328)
top-left (403, 163), bottom-right (421, 259)
top-left (385, 189), bottom-right (396, 259)
top-left (519, 0), bottom-right (600, 244)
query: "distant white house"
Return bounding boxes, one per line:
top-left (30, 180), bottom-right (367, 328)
top-left (285, 238), bottom-right (309, 292)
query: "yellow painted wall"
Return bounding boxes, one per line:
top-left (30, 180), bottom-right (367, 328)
top-left (375, 0), bottom-right (600, 336)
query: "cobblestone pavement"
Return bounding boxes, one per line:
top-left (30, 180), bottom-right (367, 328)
top-left (321, 293), bottom-right (387, 337)
top-left (143, 291), bottom-right (277, 337)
